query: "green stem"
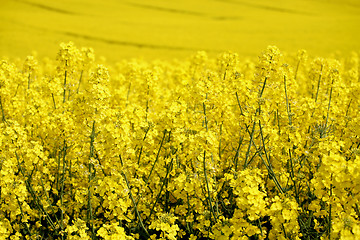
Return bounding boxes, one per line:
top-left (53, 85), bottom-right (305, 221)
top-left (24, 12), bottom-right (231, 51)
top-left (134, 130), bottom-right (167, 208)
top-left (258, 121), bottom-right (284, 193)
top-left (88, 121), bottom-right (96, 239)
top-left (294, 59), bottom-right (301, 80)
top-left (63, 70), bottom-right (67, 103)
top-left (60, 140), bottom-right (67, 240)
top-left (144, 130), bottom-right (166, 186)
top-left (235, 92), bottom-right (244, 115)
top-left (137, 125), bottom-right (151, 166)
top-left (259, 76), bottom-right (268, 98)
top-left (0, 96), bottom-right (7, 124)
top-left (345, 99), bottom-right (352, 117)
top-left (15, 152), bottom-right (57, 230)
top-left (77, 70), bottom-right (83, 94)
top-left (328, 182), bottom-right (333, 239)
top-left (315, 65), bottom-right (323, 103)
top-left (126, 82), bottom-right (131, 104)
top-left (203, 151), bottom-right (217, 223)
top-left (51, 93), bottom-right (57, 109)
top-left (288, 149), bottom-right (299, 203)
top-left (284, 76), bottom-right (292, 126)
top-left (211, 154), bottom-right (219, 218)
top-left (234, 135), bottom-right (244, 171)
top-left (243, 122), bottom-right (256, 169)
top-left (258, 120), bottom-right (271, 165)
top-left (147, 158), bottom-right (174, 222)
top-left (345, 99), bottom-right (352, 129)
top-left (323, 79), bottom-right (334, 138)
top-left (186, 193), bottom-right (194, 234)
top-left (218, 123), bottom-right (222, 160)
top-left (56, 148), bottom-right (61, 193)
top-left (277, 109), bottom-right (281, 135)
top-left (223, 66), bottom-right (228, 81)
top-left (39, 177), bottom-right (59, 225)
top-left (354, 203), bottom-right (360, 219)
top-left (203, 102), bottom-right (208, 131)
top-left (16, 197), bottom-right (33, 240)
top-left (28, 73), bottom-right (31, 89)
top-left (122, 169), bottom-right (149, 237)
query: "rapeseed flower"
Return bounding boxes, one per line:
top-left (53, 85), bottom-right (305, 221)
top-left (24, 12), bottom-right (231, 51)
top-left (0, 43), bottom-right (359, 239)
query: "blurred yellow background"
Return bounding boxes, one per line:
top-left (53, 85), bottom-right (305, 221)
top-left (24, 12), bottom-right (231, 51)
top-left (1, 0), bottom-right (360, 61)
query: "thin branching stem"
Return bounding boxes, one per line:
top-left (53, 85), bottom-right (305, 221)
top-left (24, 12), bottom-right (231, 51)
top-left (126, 82), bottom-right (131, 104)
top-left (15, 152), bottom-right (57, 230)
top-left (315, 65), bottom-right (323, 103)
top-left (60, 140), bottom-right (67, 240)
top-left (258, 121), bottom-right (284, 193)
top-left (51, 93), bottom-right (57, 109)
top-left (288, 149), bottom-right (300, 203)
top-left (88, 121), bottom-right (96, 239)
top-left (133, 130), bottom-right (167, 210)
top-left (63, 70), bottom-right (67, 103)
top-left (0, 96), bottom-right (7, 124)
top-left (259, 76), bottom-right (268, 98)
top-left (354, 203), bottom-right (360, 219)
top-left (294, 59), bottom-right (301, 80)
top-left (328, 181), bottom-right (333, 239)
top-left (28, 73), bottom-right (31, 90)
top-left (137, 125), bottom-right (151, 166)
top-left (211, 154), bottom-right (220, 218)
top-left (277, 109), bottom-right (281, 135)
top-left (218, 123), bottom-right (222, 160)
top-left (284, 75), bottom-right (292, 126)
top-left (16, 196), bottom-right (33, 240)
top-left (147, 158), bottom-right (174, 222)
top-left (345, 99), bottom-right (352, 117)
top-left (39, 177), bottom-right (60, 225)
top-left (243, 122), bottom-right (256, 169)
top-left (203, 102), bottom-right (208, 131)
top-left (324, 79), bottom-right (334, 138)
top-left (203, 151), bottom-right (217, 223)
top-left (121, 168), bottom-right (150, 237)
top-left (258, 120), bottom-right (271, 166)
top-left (235, 92), bottom-right (244, 115)
top-left (77, 69), bottom-right (83, 93)
top-left (56, 148), bottom-right (61, 193)
top-left (234, 135), bottom-right (244, 171)
top-left (143, 130), bottom-right (167, 187)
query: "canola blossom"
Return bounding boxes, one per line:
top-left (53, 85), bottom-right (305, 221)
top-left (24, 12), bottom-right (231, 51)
top-left (0, 42), bottom-right (360, 239)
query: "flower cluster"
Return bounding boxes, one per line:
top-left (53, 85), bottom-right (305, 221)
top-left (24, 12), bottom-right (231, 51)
top-left (0, 42), bottom-right (359, 239)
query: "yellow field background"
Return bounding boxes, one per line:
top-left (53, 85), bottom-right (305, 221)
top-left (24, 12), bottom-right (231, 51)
top-left (1, 0), bottom-right (360, 61)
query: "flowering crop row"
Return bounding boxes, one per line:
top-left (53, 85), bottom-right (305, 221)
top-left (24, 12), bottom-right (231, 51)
top-left (0, 42), bottom-right (359, 239)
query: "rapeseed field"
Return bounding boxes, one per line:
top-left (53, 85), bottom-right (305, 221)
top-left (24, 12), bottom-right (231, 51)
top-left (1, 0), bottom-right (360, 61)
top-left (1, 42), bottom-right (359, 239)
top-left (1, 1), bottom-right (360, 240)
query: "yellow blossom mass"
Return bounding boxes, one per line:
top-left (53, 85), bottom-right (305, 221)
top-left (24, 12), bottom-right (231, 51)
top-left (0, 41), bottom-right (359, 239)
